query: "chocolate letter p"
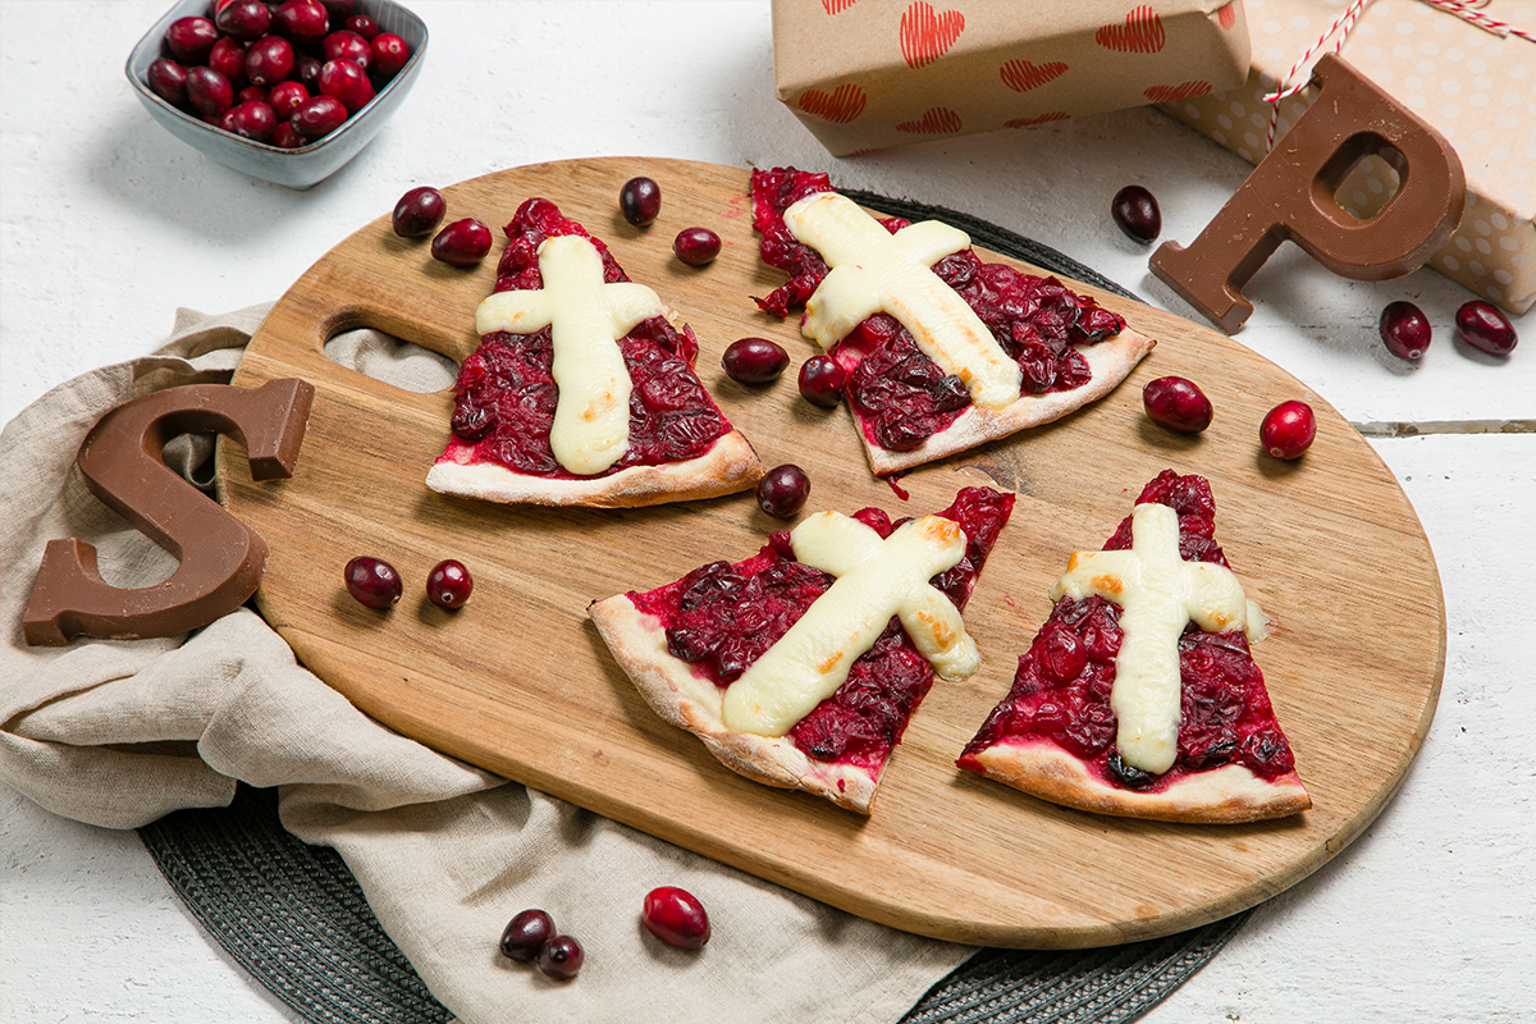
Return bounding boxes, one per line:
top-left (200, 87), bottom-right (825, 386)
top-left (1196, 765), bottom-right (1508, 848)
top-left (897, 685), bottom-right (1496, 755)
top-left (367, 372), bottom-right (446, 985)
top-left (1150, 54), bottom-right (1465, 333)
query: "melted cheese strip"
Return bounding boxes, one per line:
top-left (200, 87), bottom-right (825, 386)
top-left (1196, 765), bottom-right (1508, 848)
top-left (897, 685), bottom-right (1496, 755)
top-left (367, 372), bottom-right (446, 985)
top-left (475, 234), bottom-right (665, 475)
top-left (720, 511), bottom-right (976, 737)
top-left (783, 192), bottom-right (1023, 411)
top-left (1050, 503), bottom-right (1258, 775)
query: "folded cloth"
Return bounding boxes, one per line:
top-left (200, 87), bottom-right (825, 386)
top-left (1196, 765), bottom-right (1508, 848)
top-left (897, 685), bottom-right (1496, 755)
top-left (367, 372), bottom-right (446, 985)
top-left (0, 305), bottom-right (973, 1024)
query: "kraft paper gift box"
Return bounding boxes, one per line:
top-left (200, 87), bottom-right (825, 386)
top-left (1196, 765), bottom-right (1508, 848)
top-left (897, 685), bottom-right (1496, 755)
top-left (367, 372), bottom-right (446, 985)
top-left (772, 1), bottom-right (1252, 153)
top-left (1159, 0), bottom-right (1536, 314)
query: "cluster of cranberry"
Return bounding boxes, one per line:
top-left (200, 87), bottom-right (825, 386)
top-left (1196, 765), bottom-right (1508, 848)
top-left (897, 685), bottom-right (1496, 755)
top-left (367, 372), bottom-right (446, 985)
top-left (146, 0), bottom-right (413, 148)
top-left (500, 887), bottom-right (710, 982)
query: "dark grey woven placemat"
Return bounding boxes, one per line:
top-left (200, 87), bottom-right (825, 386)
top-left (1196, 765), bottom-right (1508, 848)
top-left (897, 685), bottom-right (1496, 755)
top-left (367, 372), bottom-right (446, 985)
top-left (138, 199), bottom-right (1247, 1024)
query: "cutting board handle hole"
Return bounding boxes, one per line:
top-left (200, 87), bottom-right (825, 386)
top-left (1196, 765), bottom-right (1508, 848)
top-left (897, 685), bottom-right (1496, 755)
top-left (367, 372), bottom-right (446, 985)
top-left (322, 326), bottom-right (459, 395)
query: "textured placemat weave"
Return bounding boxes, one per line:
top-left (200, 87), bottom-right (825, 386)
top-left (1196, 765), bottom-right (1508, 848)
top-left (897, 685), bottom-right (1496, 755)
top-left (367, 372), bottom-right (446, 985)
top-left (138, 198), bottom-right (1247, 1024)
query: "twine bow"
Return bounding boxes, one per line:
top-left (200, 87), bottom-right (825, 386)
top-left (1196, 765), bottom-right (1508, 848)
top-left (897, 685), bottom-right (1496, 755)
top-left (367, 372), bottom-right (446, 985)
top-left (1261, 0), bottom-right (1535, 150)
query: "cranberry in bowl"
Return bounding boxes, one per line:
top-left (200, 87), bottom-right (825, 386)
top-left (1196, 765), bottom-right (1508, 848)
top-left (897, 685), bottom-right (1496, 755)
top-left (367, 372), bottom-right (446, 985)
top-left (126, 0), bottom-right (428, 189)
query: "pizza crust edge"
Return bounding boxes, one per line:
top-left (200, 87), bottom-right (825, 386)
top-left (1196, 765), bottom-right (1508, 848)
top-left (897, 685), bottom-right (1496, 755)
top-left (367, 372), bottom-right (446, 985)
top-left (588, 593), bottom-right (881, 814)
top-left (966, 738), bottom-right (1312, 825)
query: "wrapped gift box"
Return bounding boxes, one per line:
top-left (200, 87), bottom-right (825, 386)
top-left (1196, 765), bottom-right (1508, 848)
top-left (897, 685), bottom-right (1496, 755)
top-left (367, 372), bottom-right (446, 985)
top-left (1159, 0), bottom-right (1536, 313)
top-left (773, 0), bottom-right (1252, 154)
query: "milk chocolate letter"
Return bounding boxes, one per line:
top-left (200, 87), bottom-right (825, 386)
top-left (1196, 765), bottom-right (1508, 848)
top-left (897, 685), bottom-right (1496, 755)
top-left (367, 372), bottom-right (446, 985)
top-left (1150, 54), bottom-right (1465, 333)
top-left (22, 378), bottom-right (314, 646)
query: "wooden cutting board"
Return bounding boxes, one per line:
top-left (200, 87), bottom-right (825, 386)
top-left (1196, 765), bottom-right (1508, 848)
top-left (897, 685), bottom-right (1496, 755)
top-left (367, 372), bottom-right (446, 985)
top-left (218, 157), bottom-right (1445, 948)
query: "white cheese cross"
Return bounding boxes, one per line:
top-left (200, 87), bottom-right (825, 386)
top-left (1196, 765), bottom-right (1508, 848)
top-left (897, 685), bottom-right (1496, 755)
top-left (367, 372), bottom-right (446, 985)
top-left (1050, 502), bottom-right (1255, 775)
top-left (475, 234), bottom-right (666, 476)
top-left (720, 511), bottom-right (978, 737)
top-left (783, 191), bottom-right (1023, 411)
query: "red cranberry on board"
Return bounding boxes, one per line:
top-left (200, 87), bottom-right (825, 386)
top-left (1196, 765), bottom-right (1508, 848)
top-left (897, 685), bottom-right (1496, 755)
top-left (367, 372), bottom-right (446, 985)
top-left (208, 36), bottom-right (248, 90)
top-left (370, 33), bottom-right (411, 81)
top-left (499, 909), bottom-right (555, 962)
top-left (185, 66), bottom-right (235, 118)
top-left (244, 35), bottom-right (295, 88)
top-left (318, 58), bottom-right (375, 114)
top-left (272, 0), bottom-right (330, 46)
top-left (674, 227), bottom-right (722, 266)
top-left (289, 94), bottom-right (347, 139)
top-left (1259, 400), bottom-right (1316, 460)
top-left (1111, 184), bottom-right (1161, 244)
top-left (267, 80), bottom-right (310, 121)
top-left (1142, 375), bottom-right (1213, 433)
top-left (431, 219), bottom-right (494, 267)
top-left (322, 29), bottom-right (372, 69)
top-left (1377, 301), bottom-right (1433, 360)
top-left (220, 100), bottom-right (277, 142)
top-left (344, 556), bottom-right (402, 609)
top-left (165, 16), bottom-right (219, 64)
top-left (147, 58), bottom-right (190, 108)
top-left (757, 464), bottom-right (811, 519)
top-left (536, 936), bottom-right (583, 980)
top-left (619, 176), bottom-right (661, 226)
top-left (1455, 300), bottom-right (1518, 356)
top-left (642, 887), bottom-right (710, 950)
top-left (214, 0), bottom-right (271, 41)
top-left (344, 14), bottom-right (381, 39)
top-left (722, 337), bottom-right (790, 384)
top-left (426, 559), bottom-right (473, 609)
top-left (797, 354), bottom-right (845, 408)
top-left (393, 185), bottom-right (447, 237)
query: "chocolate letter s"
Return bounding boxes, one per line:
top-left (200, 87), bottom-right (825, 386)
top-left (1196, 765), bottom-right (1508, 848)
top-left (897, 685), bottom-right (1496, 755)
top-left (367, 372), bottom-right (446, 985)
top-left (22, 378), bottom-right (314, 646)
top-left (1150, 54), bottom-right (1466, 333)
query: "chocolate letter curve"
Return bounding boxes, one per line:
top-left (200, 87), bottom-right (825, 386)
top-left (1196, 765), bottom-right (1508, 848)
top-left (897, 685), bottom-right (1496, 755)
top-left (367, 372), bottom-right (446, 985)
top-left (22, 378), bottom-right (315, 646)
top-left (1149, 54), bottom-right (1466, 334)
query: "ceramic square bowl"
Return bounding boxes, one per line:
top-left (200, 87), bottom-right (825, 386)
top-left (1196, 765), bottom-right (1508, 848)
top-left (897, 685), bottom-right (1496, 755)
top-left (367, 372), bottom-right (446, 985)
top-left (126, 0), bottom-right (428, 189)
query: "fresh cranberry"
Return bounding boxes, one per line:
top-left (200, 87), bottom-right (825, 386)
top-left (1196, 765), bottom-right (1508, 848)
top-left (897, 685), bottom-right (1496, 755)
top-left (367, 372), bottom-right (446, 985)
top-left (536, 936), bottom-right (583, 980)
top-left (722, 337), bottom-right (789, 384)
top-left (1455, 300), bottom-right (1518, 356)
top-left (185, 66), bottom-right (234, 118)
top-left (235, 84), bottom-right (267, 105)
top-left (208, 36), bottom-right (248, 90)
top-left (757, 464), bottom-right (810, 518)
top-left (244, 35), bottom-right (295, 88)
top-left (147, 58), bottom-right (189, 108)
top-left (344, 556), bottom-right (402, 609)
top-left (1259, 400), bottom-right (1316, 460)
top-left (619, 176), bottom-right (661, 226)
top-left (267, 80), bottom-right (309, 121)
top-left (344, 14), bottom-right (380, 39)
top-left (369, 33), bottom-right (410, 81)
top-left (294, 54), bottom-right (323, 91)
top-left (322, 29), bottom-right (372, 69)
top-left (674, 227), bottom-right (721, 266)
top-left (270, 121), bottom-right (306, 149)
top-left (214, 0), bottom-right (271, 41)
top-left (797, 354), bottom-right (845, 408)
top-left (1111, 185), bottom-right (1161, 243)
top-left (642, 886), bottom-right (710, 950)
top-left (318, 0), bottom-right (357, 20)
top-left (165, 16), bottom-right (219, 64)
top-left (1378, 301), bottom-right (1432, 360)
top-left (318, 58), bottom-right (374, 114)
top-left (499, 909), bottom-right (555, 962)
top-left (289, 94), bottom-right (347, 139)
top-left (392, 185), bottom-right (447, 237)
top-left (273, 0), bottom-right (329, 45)
top-left (1142, 376), bottom-right (1213, 433)
top-left (432, 218), bottom-right (493, 267)
top-left (220, 101), bottom-right (276, 142)
top-left (426, 559), bottom-right (473, 609)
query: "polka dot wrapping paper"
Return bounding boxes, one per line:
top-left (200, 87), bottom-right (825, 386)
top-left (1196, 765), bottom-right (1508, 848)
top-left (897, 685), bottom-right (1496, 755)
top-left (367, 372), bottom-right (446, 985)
top-left (1159, 0), bottom-right (1536, 313)
top-left (772, 1), bottom-right (1252, 153)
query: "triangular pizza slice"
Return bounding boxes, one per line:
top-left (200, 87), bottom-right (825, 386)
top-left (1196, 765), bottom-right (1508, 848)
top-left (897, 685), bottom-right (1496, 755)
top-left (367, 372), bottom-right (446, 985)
top-left (957, 471), bottom-right (1311, 824)
top-left (751, 166), bottom-right (1156, 477)
top-left (590, 486), bottom-right (1014, 813)
top-left (427, 197), bottom-right (761, 507)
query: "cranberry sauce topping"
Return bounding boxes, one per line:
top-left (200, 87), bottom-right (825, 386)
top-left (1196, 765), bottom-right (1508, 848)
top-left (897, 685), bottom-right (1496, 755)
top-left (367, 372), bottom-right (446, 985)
top-left (749, 167), bottom-right (1126, 455)
top-left (446, 198), bottom-right (728, 479)
top-left (958, 471), bottom-right (1298, 791)
top-left (630, 487), bottom-right (1014, 772)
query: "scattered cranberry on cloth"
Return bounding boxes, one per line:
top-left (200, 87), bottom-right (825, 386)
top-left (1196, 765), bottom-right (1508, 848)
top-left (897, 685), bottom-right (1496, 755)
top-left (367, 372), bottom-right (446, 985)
top-left (0, 304), bottom-right (972, 1024)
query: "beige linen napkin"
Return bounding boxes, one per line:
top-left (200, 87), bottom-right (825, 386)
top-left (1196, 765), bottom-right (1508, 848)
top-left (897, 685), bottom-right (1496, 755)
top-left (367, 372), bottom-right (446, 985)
top-left (0, 306), bottom-right (973, 1024)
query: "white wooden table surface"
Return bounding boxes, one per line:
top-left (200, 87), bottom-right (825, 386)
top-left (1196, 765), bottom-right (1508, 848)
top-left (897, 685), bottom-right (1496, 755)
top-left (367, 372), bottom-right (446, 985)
top-left (2, 4), bottom-right (1532, 1022)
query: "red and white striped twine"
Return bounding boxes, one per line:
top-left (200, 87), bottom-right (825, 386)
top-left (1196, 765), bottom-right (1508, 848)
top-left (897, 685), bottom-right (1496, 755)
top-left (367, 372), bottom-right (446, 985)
top-left (1260, 0), bottom-right (1534, 151)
